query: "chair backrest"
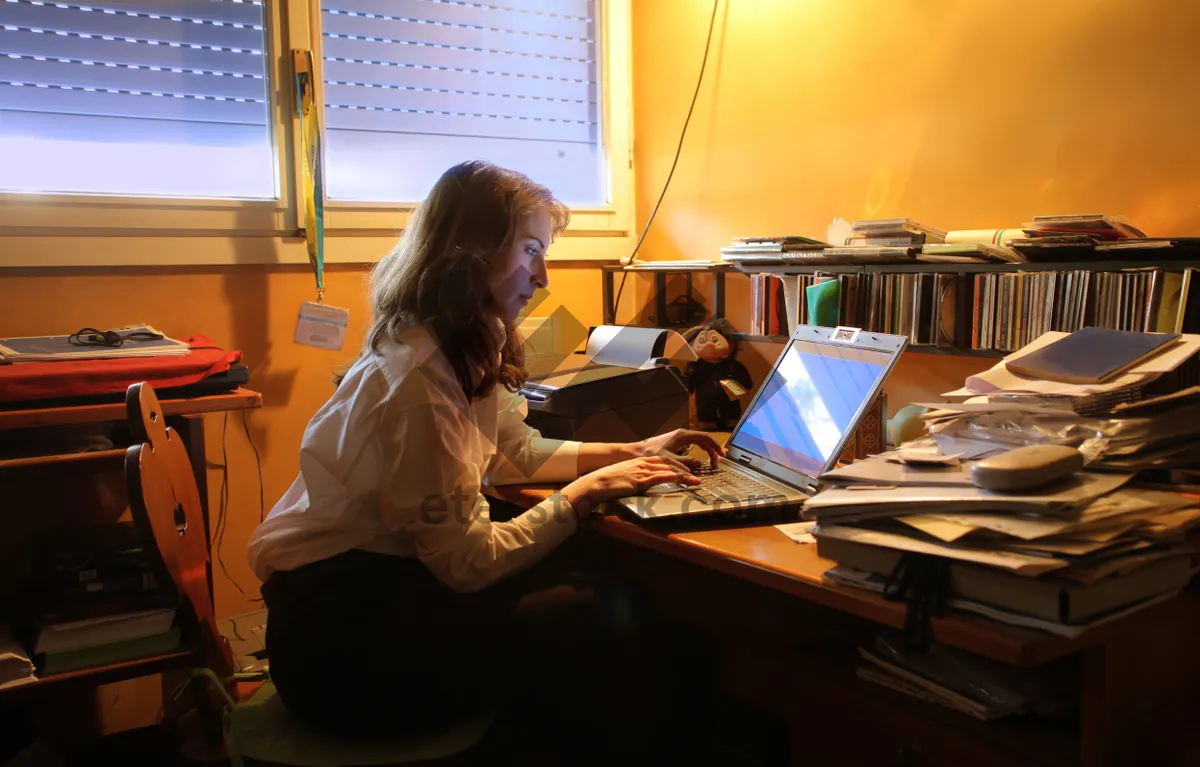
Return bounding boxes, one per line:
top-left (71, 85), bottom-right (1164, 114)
top-left (124, 382), bottom-right (236, 679)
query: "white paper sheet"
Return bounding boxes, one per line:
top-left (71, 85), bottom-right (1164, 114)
top-left (585, 325), bottom-right (697, 369)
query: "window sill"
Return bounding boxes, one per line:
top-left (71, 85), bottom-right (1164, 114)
top-left (0, 228), bottom-right (630, 268)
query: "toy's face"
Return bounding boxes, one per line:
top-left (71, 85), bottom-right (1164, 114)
top-left (692, 328), bottom-right (732, 362)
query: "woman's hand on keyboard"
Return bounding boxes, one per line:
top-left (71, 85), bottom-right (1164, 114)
top-left (561, 456), bottom-right (701, 519)
top-left (639, 429), bottom-right (725, 471)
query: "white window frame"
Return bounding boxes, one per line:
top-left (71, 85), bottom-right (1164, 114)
top-left (310, 0), bottom-right (633, 238)
top-left (0, 0), bottom-right (633, 267)
top-left (0, 0), bottom-right (297, 256)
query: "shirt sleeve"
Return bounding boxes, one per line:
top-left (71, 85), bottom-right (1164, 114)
top-left (381, 399), bottom-right (578, 593)
top-left (484, 387), bottom-right (582, 485)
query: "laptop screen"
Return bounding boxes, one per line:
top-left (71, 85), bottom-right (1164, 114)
top-left (729, 339), bottom-right (892, 477)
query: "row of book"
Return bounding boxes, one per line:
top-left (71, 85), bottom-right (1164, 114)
top-left (749, 267), bottom-right (1199, 353)
top-left (749, 272), bottom-right (960, 348)
top-left (972, 268), bottom-right (1194, 352)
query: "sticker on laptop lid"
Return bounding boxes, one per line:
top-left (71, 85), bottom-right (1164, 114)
top-left (294, 301), bottom-right (349, 350)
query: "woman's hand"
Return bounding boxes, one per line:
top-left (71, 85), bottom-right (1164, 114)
top-left (638, 429), bottom-right (725, 471)
top-left (561, 456), bottom-right (700, 519)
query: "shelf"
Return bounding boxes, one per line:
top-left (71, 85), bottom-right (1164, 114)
top-left (600, 263), bottom-right (732, 273)
top-left (732, 333), bottom-right (1007, 358)
top-left (729, 258), bottom-right (1200, 276)
top-left (0, 447), bottom-right (127, 470)
top-left (733, 333), bottom-right (790, 344)
top-left (0, 647), bottom-right (197, 701)
top-left (0, 387), bottom-right (263, 431)
top-left (904, 346), bottom-right (1007, 358)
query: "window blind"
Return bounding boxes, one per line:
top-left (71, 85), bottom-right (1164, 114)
top-left (0, 0), bottom-right (274, 199)
top-left (320, 0), bottom-right (603, 205)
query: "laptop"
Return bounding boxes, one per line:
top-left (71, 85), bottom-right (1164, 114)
top-left (616, 325), bottom-right (908, 521)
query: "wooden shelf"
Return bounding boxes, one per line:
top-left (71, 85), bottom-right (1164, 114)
top-left (0, 447), bottom-right (127, 470)
top-left (733, 333), bottom-right (791, 344)
top-left (0, 387), bottom-right (262, 430)
top-left (0, 647), bottom-right (197, 701)
top-left (905, 345), bottom-right (1006, 358)
top-left (731, 332), bottom-right (1007, 358)
top-left (729, 258), bottom-right (1200, 276)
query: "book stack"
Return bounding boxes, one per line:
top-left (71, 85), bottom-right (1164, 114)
top-left (719, 235), bottom-right (830, 266)
top-left (971, 268), bottom-right (1196, 352)
top-left (1006, 214), bottom-right (1147, 262)
top-left (26, 524), bottom-right (179, 676)
top-left (808, 329), bottom-right (1200, 638)
top-left (845, 218), bottom-right (948, 248)
top-left (0, 325), bottom-right (189, 363)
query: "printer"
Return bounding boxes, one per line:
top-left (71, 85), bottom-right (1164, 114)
top-left (519, 326), bottom-right (693, 442)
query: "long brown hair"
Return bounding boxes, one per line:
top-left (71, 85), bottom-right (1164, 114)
top-left (362, 161), bottom-right (569, 399)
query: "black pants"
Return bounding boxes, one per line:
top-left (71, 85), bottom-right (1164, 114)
top-left (262, 540), bottom-right (664, 760)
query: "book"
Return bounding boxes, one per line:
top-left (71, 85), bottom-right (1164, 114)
top-left (38, 628), bottom-right (182, 677)
top-left (1004, 326), bottom-right (1181, 384)
top-left (851, 218), bottom-right (948, 240)
top-left (1027, 214), bottom-right (1146, 240)
top-left (815, 535), bottom-right (1192, 623)
top-left (33, 606), bottom-right (177, 656)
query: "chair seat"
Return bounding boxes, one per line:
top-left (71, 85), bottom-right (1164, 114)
top-left (228, 681), bottom-right (494, 767)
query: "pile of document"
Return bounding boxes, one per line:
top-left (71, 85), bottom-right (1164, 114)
top-left (809, 328), bottom-right (1200, 637)
top-left (932, 329), bottom-right (1200, 470)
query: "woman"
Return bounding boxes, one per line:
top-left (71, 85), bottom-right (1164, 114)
top-left (247, 161), bottom-right (722, 755)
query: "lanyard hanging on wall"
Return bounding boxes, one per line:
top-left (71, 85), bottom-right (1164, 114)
top-left (292, 49), bottom-right (348, 351)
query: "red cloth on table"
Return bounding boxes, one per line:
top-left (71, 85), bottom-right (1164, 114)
top-left (0, 335), bottom-right (242, 403)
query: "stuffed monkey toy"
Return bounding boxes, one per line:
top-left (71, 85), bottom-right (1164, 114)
top-left (682, 318), bottom-right (753, 430)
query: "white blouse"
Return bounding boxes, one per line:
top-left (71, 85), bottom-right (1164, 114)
top-left (247, 324), bottom-right (582, 593)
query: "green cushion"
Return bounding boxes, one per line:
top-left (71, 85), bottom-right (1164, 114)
top-left (226, 681), bottom-right (493, 767)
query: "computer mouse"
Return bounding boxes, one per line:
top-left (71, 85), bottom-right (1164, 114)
top-left (644, 482), bottom-right (688, 495)
top-left (969, 445), bottom-right (1084, 492)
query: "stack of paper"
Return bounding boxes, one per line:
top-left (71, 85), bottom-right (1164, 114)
top-left (929, 329), bottom-right (1200, 469)
top-left (0, 325), bottom-right (190, 363)
top-left (810, 477), bottom-right (1197, 635)
top-left (802, 327), bottom-right (1200, 636)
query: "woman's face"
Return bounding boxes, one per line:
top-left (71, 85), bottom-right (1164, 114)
top-left (487, 207), bottom-right (552, 323)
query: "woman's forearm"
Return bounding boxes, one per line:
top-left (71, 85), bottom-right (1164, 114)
top-left (576, 441), bottom-right (643, 475)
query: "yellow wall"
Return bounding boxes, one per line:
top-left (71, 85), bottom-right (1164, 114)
top-left (631, 0), bottom-right (1200, 398)
top-left (0, 261), bottom-right (607, 621)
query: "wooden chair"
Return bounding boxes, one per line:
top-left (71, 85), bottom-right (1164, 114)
top-left (123, 382), bottom-right (493, 766)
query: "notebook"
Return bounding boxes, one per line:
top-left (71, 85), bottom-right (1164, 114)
top-left (1003, 327), bottom-right (1181, 385)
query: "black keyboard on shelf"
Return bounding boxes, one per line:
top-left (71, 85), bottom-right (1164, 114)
top-left (692, 463), bottom-right (786, 503)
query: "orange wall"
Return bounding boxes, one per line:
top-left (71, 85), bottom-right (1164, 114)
top-left (631, 0), bottom-right (1200, 399)
top-left (0, 263), bottom-right (605, 620)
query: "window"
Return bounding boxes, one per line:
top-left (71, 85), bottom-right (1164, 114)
top-left (0, 0), bottom-right (275, 199)
top-left (318, 0), bottom-right (605, 206)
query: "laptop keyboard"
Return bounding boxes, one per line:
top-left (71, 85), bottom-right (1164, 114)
top-left (692, 463), bottom-right (787, 504)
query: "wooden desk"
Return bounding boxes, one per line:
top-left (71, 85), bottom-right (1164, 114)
top-left (490, 483), bottom-right (1200, 767)
top-left (0, 387), bottom-right (262, 699)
